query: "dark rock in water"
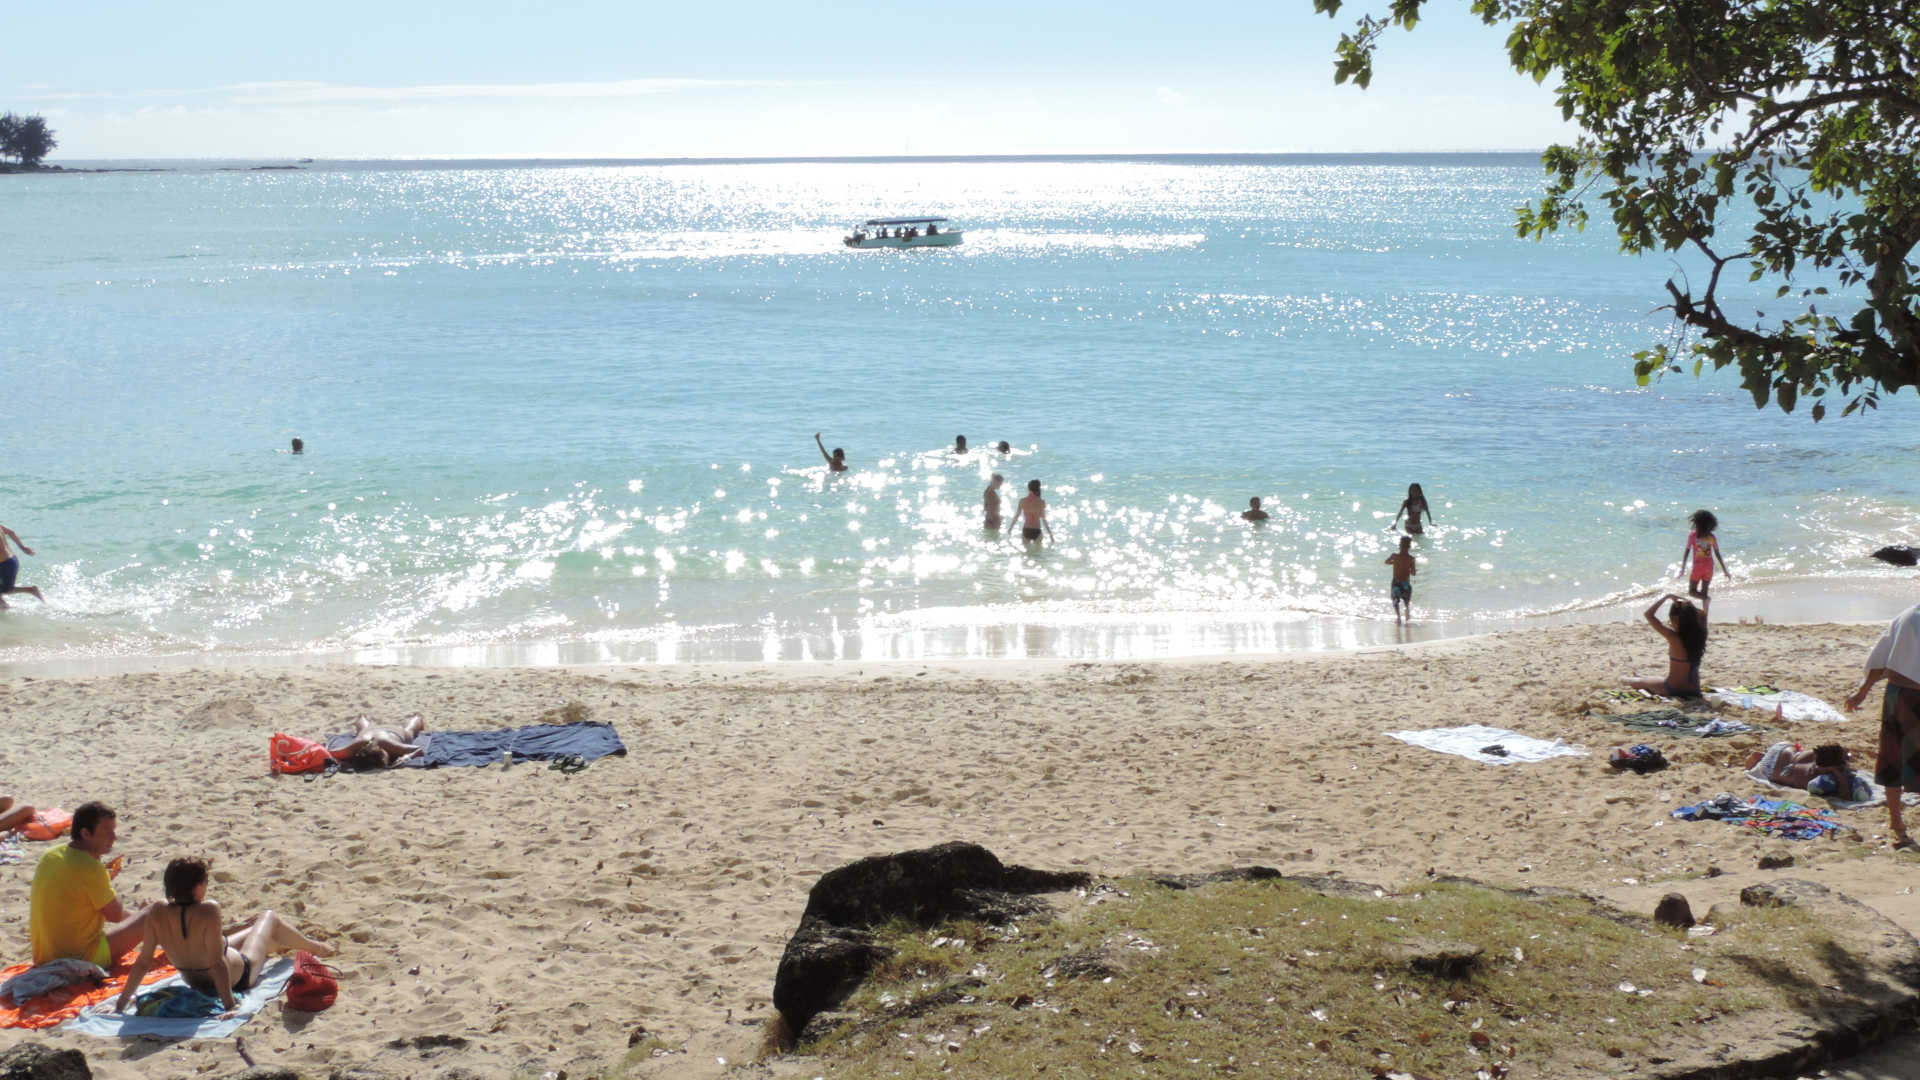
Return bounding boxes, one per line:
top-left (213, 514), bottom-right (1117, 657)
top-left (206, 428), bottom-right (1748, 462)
top-left (1871, 545), bottom-right (1920, 567)
top-left (1404, 938), bottom-right (1484, 979)
top-left (773, 841), bottom-right (1090, 1036)
top-left (1653, 892), bottom-right (1696, 928)
top-left (1758, 849), bottom-right (1797, 870)
top-left (0, 1044), bottom-right (92, 1080)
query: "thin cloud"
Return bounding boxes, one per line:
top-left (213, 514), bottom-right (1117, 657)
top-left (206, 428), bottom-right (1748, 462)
top-left (27, 77), bottom-right (799, 106)
top-left (1156, 86), bottom-right (1190, 107)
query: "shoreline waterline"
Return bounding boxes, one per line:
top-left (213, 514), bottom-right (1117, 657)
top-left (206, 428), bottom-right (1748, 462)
top-left (4, 575), bottom-right (1908, 681)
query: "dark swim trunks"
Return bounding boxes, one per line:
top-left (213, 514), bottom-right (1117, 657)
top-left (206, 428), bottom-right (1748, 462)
top-left (1022, 527), bottom-right (1042, 541)
top-left (1390, 580), bottom-right (1412, 602)
top-left (0, 556), bottom-right (16, 591)
top-left (1874, 684), bottom-right (1920, 789)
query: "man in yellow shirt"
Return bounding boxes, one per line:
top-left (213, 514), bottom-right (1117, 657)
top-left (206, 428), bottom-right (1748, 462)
top-left (29, 802), bottom-right (143, 967)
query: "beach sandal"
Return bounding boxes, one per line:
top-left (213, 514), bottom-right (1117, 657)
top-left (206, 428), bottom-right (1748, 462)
top-left (1479, 744), bottom-right (1509, 757)
top-left (548, 754), bottom-right (587, 774)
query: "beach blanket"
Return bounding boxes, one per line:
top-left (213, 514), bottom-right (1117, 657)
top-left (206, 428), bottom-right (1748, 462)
top-left (1672, 795), bottom-right (1849, 839)
top-left (325, 721), bottom-right (626, 770)
top-left (64, 956), bottom-right (293, 1039)
top-left (1705, 687), bottom-right (1847, 724)
top-left (1604, 709), bottom-right (1768, 738)
top-left (1385, 724), bottom-right (1587, 765)
top-left (0, 950), bottom-right (177, 1030)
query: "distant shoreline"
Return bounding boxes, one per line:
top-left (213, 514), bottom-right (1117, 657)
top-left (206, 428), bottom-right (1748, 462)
top-left (30, 150), bottom-right (1552, 174)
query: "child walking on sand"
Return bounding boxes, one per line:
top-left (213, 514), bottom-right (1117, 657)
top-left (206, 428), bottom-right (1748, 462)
top-left (1678, 509), bottom-right (1733, 599)
top-left (1385, 536), bottom-right (1417, 624)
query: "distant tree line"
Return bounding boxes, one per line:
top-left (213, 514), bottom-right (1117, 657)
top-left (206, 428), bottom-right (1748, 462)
top-left (0, 113), bottom-right (57, 167)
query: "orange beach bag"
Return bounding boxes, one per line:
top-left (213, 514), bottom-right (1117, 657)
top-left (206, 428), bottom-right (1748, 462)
top-left (269, 734), bottom-right (333, 775)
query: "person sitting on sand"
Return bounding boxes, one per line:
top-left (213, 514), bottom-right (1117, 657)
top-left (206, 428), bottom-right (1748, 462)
top-left (0, 795), bottom-right (34, 834)
top-left (0, 522), bottom-right (46, 609)
top-left (1622, 594), bottom-right (1709, 699)
top-left (29, 802), bottom-right (144, 966)
top-left (336, 714), bottom-right (426, 768)
top-left (1242, 497), bottom-right (1269, 523)
top-left (1746, 743), bottom-right (1852, 790)
top-left (114, 856), bottom-right (334, 1017)
top-left (1845, 602), bottom-right (1920, 848)
top-left (814, 433), bottom-right (848, 473)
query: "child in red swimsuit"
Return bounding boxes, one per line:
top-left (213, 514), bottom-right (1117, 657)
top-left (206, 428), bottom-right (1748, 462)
top-left (1678, 509), bottom-right (1733, 599)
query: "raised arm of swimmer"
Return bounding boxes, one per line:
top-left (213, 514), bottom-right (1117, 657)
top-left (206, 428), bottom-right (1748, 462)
top-left (814, 433), bottom-right (848, 473)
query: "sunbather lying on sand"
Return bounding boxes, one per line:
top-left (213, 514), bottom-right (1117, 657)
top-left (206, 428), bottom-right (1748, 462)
top-left (335, 714), bottom-right (426, 768)
top-left (0, 795), bottom-right (33, 834)
top-left (1746, 742), bottom-right (1851, 790)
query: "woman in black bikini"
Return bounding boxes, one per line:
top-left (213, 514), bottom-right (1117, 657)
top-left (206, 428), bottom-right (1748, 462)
top-left (1623, 593), bottom-right (1709, 699)
top-left (113, 857), bottom-right (332, 1016)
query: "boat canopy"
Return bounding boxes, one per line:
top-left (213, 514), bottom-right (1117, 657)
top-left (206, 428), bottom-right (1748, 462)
top-left (862, 217), bottom-right (948, 226)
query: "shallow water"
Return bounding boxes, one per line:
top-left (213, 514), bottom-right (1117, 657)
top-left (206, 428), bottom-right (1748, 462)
top-left (2, 156), bottom-right (1914, 668)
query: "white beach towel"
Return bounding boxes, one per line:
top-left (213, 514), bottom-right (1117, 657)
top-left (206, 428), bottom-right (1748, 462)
top-left (62, 957), bottom-right (292, 1039)
top-left (1705, 688), bottom-right (1848, 724)
top-left (1386, 724), bottom-right (1587, 765)
top-left (1865, 603), bottom-right (1920, 684)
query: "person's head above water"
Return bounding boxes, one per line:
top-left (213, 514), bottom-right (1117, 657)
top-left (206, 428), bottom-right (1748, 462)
top-left (163, 856), bottom-right (210, 906)
top-left (831, 447), bottom-right (844, 462)
top-left (997, 441), bottom-right (1011, 453)
top-left (1690, 508), bottom-right (1718, 536)
top-left (1027, 479), bottom-right (1041, 494)
top-left (1399, 535), bottom-right (1413, 554)
top-left (1248, 497), bottom-right (1262, 510)
top-left (1407, 483), bottom-right (1424, 501)
top-left (989, 473), bottom-right (1003, 487)
top-left (290, 438), bottom-right (304, 454)
top-left (954, 435), bottom-right (967, 453)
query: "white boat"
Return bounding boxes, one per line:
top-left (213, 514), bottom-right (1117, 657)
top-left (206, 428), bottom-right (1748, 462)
top-left (844, 217), bottom-right (962, 249)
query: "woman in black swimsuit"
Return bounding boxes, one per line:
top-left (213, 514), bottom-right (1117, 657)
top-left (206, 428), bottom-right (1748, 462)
top-left (113, 857), bottom-right (333, 1016)
top-left (1623, 593), bottom-right (1709, 699)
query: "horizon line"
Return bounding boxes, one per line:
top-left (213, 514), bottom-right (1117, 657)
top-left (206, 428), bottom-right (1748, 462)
top-left (50, 149), bottom-right (1557, 167)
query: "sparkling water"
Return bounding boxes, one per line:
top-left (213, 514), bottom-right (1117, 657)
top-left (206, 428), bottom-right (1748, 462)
top-left (2, 156), bottom-right (1914, 668)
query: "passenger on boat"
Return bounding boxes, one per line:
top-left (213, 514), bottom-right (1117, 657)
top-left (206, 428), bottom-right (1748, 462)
top-left (927, 223), bottom-right (939, 235)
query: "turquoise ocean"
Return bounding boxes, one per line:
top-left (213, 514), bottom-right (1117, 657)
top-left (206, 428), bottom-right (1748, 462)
top-left (2, 155), bottom-right (1914, 670)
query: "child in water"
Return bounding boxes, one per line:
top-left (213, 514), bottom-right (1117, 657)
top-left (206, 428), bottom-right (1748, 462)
top-left (1384, 536), bottom-right (1417, 624)
top-left (1678, 509), bottom-right (1733, 598)
top-left (1393, 483), bottom-right (1433, 535)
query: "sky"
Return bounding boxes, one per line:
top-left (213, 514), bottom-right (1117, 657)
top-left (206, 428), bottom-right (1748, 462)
top-left (8, 1), bottom-right (1580, 160)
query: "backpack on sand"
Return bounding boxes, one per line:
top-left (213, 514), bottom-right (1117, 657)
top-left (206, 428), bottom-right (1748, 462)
top-left (285, 951), bottom-right (339, 1011)
top-left (269, 734), bottom-right (334, 776)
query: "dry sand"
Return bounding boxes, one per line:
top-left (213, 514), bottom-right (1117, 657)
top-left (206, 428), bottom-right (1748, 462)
top-left (2, 618), bottom-right (1916, 1079)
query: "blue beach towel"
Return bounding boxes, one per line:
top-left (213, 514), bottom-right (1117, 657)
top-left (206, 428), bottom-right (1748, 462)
top-left (63, 956), bottom-right (294, 1039)
top-left (327, 721), bottom-right (626, 769)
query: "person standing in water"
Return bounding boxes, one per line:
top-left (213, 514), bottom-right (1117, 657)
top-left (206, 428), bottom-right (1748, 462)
top-left (1677, 509), bottom-right (1733, 599)
top-left (0, 522), bottom-right (46, 608)
top-left (1384, 536), bottom-right (1417, 623)
top-left (814, 433), bottom-right (848, 473)
top-left (1392, 484), bottom-right (1434, 535)
top-left (953, 435), bottom-right (968, 455)
top-left (1010, 479), bottom-right (1053, 546)
top-left (984, 474), bottom-right (1006, 531)
top-left (1242, 497), bottom-right (1269, 522)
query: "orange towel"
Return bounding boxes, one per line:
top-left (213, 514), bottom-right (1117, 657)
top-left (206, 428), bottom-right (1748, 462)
top-left (0, 949), bottom-right (176, 1030)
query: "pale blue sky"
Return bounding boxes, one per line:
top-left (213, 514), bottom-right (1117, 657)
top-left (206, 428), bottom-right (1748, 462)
top-left (11, 1), bottom-right (1577, 159)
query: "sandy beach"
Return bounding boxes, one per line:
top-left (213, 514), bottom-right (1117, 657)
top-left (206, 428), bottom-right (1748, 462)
top-left (3, 616), bottom-right (1917, 1078)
